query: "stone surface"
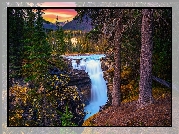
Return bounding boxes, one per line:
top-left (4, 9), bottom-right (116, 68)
top-left (68, 69), bottom-right (91, 106)
top-left (100, 57), bottom-right (113, 110)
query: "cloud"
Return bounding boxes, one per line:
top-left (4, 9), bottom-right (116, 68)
top-left (42, 14), bottom-right (57, 23)
top-left (43, 9), bottom-right (77, 23)
top-left (43, 13), bottom-right (74, 23)
top-left (45, 9), bottom-right (76, 14)
top-left (36, 2), bottom-right (77, 23)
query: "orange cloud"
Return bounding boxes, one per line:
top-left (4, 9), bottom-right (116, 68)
top-left (36, 2), bottom-right (77, 23)
top-left (43, 14), bottom-right (57, 23)
top-left (43, 9), bottom-right (77, 23)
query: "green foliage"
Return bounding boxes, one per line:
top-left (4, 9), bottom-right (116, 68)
top-left (9, 9), bottom-right (25, 79)
top-left (55, 16), bottom-right (67, 54)
top-left (9, 84), bottom-right (85, 126)
top-left (57, 105), bottom-right (77, 126)
top-left (120, 9), bottom-right (142, 82)
top-left (21, 9), bottom-right (51, 89)
top-left (152, 9), bottom-right (171, 83)
top-left (9, 8), bottom-right (85, 127)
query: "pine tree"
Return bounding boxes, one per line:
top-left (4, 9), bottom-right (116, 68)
top-left (22, 9), bottom-right (51, 87)
top-left (138, 9), bottom-right (154, 107)
top-left (112, 10), bottom-right (123, 106)
top-left (9, 8), bottom-right (25, 82)
top-left (55, 16), bottom-right (66, 55)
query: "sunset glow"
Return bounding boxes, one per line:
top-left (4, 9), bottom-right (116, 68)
top-left (38, 2), bottom-right (77, 23)
top-left (43, 9), bottom-right (77, 23)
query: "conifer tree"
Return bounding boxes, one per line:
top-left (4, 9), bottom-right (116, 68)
top-left (9, 8), bottom-right (25, 82)
top-left (138, 9), bottom-right (154, 106)
top-left (22, 9), bottom-right (51, 87)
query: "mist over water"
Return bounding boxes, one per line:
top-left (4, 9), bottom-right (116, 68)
top-left (66, 54), bottom-right (108, 120)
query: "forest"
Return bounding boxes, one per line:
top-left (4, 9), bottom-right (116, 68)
top-left (8, 8), bottom-right (171, 127)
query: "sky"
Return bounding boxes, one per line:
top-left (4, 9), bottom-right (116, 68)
top-left (38, 2), bottom-right (77, 23)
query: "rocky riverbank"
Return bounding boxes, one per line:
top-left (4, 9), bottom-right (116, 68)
top-left (65, 58), bottom-right (91, 106)
top-left (99, 57), bottom-right (114, 110)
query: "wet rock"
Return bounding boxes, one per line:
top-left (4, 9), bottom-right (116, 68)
top-left (100, 56), bottom-right (115, 109)
top-left (68, 69), bottom-right (91, 106)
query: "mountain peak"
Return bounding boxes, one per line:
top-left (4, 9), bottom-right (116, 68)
top-left (62, 15), bottom-right (93, 32)
top-left (43, 15), bottom-right (93, 32)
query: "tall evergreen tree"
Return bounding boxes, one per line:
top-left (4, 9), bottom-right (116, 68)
top-left (55, 16), bottom-right (66, 55)
top-left (76, 9), bottom-right (123, 106)
top-left (138, 9), bottom-right (154, 106)
top-left (9, 9), bottom-right (25, 82)
top-left (22, 9), bottom-right (51, 87)
top-left (112, 10), bottom-right (123, 106)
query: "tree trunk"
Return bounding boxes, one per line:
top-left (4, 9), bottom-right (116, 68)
top-left (112, 18), bottom-right (122, 106)
top-left (138, 9), bottom-right (154, 107)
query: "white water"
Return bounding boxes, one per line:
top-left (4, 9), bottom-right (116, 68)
top-left (65, 54), bottom-right (108, 120)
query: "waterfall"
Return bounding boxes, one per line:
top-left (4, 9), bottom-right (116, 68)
top-left (67, 54), bottom-right (108, 120)
top-left (84, 59), bottom-right (108, 120)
